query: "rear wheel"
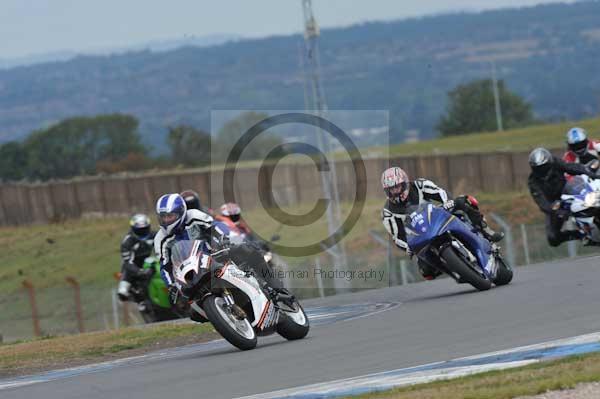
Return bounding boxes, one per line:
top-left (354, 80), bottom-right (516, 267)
top-left (441, 246), bottom-right (492, 291)
top-left (202, 296), bottom-right (257, 350)
top-left (493, 256), bottom-right (513, 286)
top-left (277, 302), bottom-right (309, 340)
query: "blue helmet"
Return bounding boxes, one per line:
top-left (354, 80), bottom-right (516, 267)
top-left (566, 127), bottom-right (588, 155)
top-left (156, 194), bottom-right (187, 235)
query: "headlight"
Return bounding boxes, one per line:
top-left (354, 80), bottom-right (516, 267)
top-left (584, 192), bottom-right (600, 207)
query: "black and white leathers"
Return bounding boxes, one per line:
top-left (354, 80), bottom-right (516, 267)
top-left (154, 209), bottom-right (214, 286)
top-left (382, 179), bottom-right (449, 252)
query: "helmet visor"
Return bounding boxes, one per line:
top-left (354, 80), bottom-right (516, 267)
top-left (384, 182), bottom-right (408, 202)
top-left (533, 163), bottom-right (552, 176)
top-left (569, 140), bottom-right (588, 155)
top-left (158, 212), bottom-right (179, 227)
top-left (132, 225), bottom-right (151, 238)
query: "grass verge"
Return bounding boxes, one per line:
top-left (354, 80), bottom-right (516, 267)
top-left (344, 352), bottom-right (600, 399)
top-left (0, 322), bottom-right (216, 377)
top-left (385, 117), bottom-right (600, 157)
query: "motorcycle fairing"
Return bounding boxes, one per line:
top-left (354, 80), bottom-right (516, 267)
top-left (218, 262), bottom-right (276, 329)
top-left (407, 203), bottom-right (494, 277)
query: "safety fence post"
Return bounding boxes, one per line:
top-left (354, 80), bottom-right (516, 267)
top-left (314, 257), bottom-right (325, 298)
top-left (65, 277), bottom-right (85, 333)
top-left (111, 289), bottom-right (120, 329)
top-left (22, 280), bottom-right (41, 337)
top-left (369, 229), bottom-right (400, 286)
top-left (520, 224), bottom-right (530, 265)
top-left (112, 272), bottom-right (131, 327)
top-left (567, 241), bottom-right (578, 258)
top-left (122, 302), bottom-right (131, 326)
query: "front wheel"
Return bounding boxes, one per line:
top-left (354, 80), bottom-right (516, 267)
top-left (277, 302), bottom-right (310, 340)
top-left (493, 256), bottom-right (513, 286)
top-left (202, 296), bottom-right (257, 350)
top-left (441, 246), bottom-right (492, 291)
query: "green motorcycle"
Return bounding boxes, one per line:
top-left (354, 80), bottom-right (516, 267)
top-left (135, 257), bottom-right (189, 323)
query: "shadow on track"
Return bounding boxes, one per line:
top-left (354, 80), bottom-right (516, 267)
top-left (172, 335), bottom-right (300, 361)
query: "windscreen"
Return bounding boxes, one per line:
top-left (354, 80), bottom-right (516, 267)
top-left (170, 240), bottom-right (196, 268)
top-left (563, 176), bottom-right (589, 196)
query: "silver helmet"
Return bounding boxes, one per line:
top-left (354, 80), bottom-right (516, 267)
top-left (529, 148), bottom-right (553, 175)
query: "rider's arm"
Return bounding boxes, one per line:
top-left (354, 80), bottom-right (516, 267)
top-left (557, 157), bottom-right (595, 177)
top-left (186, 209), bottom-right (213, 229)
top-left (528, 175), bottom-right (554, 214)
top-left (120, 235), bottom-right (135, 270)
top-left (382, 208), bottom-right (410, 252)
top-left (415, 179), bottom-right (450, 203)
top-left (154, 230), bottom-right (174, 285)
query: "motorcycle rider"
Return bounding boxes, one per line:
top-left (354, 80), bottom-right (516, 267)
top-left (563, 127), bottom-right (600, 167)
top-left (117, 214), bottom-right (156, 302)
top-left (180, 189), bottom-right (202, 210)
top-left (216, 202), bottom-right (272, 255)
top-left (154, 193), bottom-right (284, 310)
top-left (381, 167), bottom-right (503, 280)
top-left (529, 147), bottom-right (599, 247)
top-left (180, 189), bottom-right (214, 215)
top-left (217, 203), bottom-right (251, 236)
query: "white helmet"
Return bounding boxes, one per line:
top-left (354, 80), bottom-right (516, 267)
top-left (381, 167), bottom-right (410, 203)
top-left (155, 194), bottom-right (187, 235)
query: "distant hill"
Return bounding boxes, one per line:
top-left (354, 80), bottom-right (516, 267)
top-left (0, 34), bottom-right (239, 69)
top-left (1, 1), bottom-right (600, 151)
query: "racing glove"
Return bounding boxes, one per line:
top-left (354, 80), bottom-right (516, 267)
top-left (442, 200), bottom-right (455, 211)
top-left (168, 285), bottom-right (180, 305)
top-left (394, 238), bottom-right (414, 259)
top-left (556, 209), bottom-right (571, 220)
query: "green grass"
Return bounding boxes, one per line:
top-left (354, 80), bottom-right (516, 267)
top-left (173, 118), bottom-right (600, 170)
top-left (0, 322), bottom-right (216, 376)
top-left (343, 351), bottom-right (600, 399)
top-left (381, 117), bottom-right (600, 157)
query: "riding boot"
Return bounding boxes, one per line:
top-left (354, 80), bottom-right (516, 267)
top-left (482, 225), bottom-right (505, 243)
top-left (480, 220), bottom-right (504, 243)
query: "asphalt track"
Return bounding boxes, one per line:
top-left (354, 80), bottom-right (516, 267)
top-left (3, 255), bottom-right (600, 399)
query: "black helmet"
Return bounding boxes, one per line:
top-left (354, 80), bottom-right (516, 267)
top-left (529, 148), bottom-right (553, 176)
top-left (129, 213), bottom-right (151, 239)
top-left (180, 189), bottom-right (201, 210)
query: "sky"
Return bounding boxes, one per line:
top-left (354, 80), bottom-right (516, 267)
top-left (2, 0), bottom-right (577, 59)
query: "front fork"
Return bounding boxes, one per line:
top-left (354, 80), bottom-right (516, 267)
top-left (221, 289), bottom-right (247, 320)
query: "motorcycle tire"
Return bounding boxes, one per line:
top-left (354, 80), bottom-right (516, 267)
top-left (493, 256), bottom-right (513, 286)
top-left (277, 302), bottom-right (310, 340)
top-left (441, 246), bottom-right (492, 291)
top-left (202, 295), bottom-right (257, 351)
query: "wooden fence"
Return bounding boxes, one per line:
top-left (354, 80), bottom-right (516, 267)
top-left (0, 151), bottom-right (535, 226)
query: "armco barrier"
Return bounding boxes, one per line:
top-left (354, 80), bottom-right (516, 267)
top-left (0, 151), bottom-right (540, 226)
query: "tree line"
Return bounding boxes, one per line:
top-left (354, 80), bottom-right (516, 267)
top-left (0, 111), bottom-right (283, 182)
top-left (0, 78), bottom-right (535, 182)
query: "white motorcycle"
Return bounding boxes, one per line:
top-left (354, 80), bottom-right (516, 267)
top-left (171, 239), bottom-right (309, 350)
top-left (560, 174), bottom-right (600, 243)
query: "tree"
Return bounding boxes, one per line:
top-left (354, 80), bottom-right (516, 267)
top-left (167, 125), bottom-right (211, 167)
top-left (0, 141), bottom-right (27, 181)
top-left (437, 79), bottom-right (534, 136)
top-left (24, 114), bottom-right (147, 180)
top-left (214, 112), bottom-right (286, 163)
